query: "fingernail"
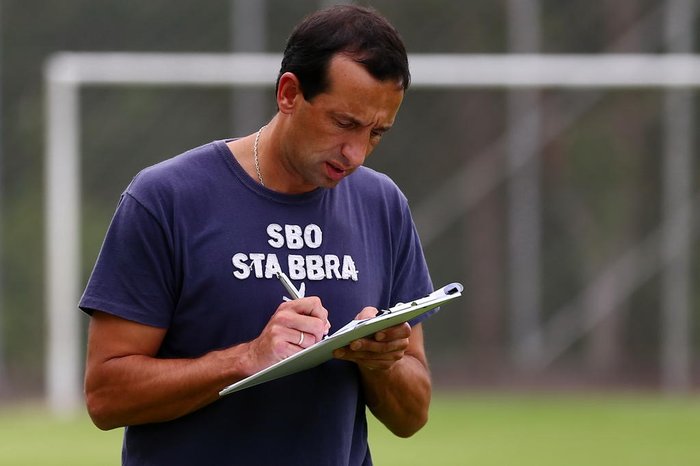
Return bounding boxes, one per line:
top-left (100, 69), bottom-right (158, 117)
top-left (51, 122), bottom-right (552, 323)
top-left (351, 341), bottom-right (361, 351)
top-left (375, 332), bottom-right (385, 341)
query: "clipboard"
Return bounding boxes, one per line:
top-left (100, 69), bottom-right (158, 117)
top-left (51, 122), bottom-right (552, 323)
top-left (219, 282), bottom-right (463, 397)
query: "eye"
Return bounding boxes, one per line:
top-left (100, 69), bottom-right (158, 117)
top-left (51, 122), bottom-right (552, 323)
top-left (370, 129), bottom-right (385, 141)
top-left (335, 119), bottom-right (354, 129)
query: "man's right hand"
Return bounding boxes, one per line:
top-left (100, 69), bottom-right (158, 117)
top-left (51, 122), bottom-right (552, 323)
top-left (243, 296), bottom-right (330, 372)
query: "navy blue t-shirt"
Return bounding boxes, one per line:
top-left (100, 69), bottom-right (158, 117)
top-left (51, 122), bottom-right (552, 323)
top-left (80, 140), bottom-right (433, 466)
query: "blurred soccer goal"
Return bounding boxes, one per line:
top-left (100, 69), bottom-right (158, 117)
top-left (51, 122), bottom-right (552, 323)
top-left (44, 52), bottom-right (697, 416)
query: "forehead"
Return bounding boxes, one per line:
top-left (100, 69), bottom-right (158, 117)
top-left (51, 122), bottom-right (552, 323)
top-left (326, 53), bottom-right (404, 89)
top-left (317, 55), bottom-right (404, 124)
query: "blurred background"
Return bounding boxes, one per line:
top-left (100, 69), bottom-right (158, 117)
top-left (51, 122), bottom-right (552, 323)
top-left (1, 0), bottom-right (700, 411)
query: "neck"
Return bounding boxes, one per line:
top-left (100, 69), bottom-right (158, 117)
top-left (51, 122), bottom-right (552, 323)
top-left (247, 117), bottom-right (317, 194)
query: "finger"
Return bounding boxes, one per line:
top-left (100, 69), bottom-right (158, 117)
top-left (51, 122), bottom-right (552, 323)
top-left (278, 296), bottom-right (327, 318)
top-left (284, 313), bottom-right (330, 344)
top-left (373, 322), bottom-right (411, 342)
top-left (355, 306), bottom-right (378, 320)
top-left (334, 336), bottom-right (410, 360)
top-left (292, 329), bottom-right (308, 348)
top-left (275, 329), bottom-right (312, 360)
top-left (358, 358), bottom-right (402, 371)
top-left (339, 323), bottom-right (410, 353)
top-left (335, 347), bottom-right (406, 370)
top-left (274, 302), bottom-right (329, 341)
top-left (349, 336), bottom-right (410, 354)
top-left (297, 296), bottom-right (329, 320)
top-left (290, 314), bottom-right (330, 343)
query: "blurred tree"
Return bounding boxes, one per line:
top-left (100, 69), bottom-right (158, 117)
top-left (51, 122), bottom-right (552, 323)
top-left (582, 0), bottom-right (648, 379)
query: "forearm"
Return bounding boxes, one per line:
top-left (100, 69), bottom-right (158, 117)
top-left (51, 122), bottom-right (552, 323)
top-left (85, 344), bottom-right (251, 430)
top-left (85, 297), bottom-right (329, 430)
top-left (359, 353), bottom-right (432, 437)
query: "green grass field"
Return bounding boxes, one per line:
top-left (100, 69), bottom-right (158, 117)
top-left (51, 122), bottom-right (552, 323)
top-left (1, 392), bottom-right (699, 465)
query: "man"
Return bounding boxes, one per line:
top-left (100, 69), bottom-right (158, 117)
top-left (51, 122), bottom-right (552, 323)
top-left (81, 5), bottom-right (434, 465)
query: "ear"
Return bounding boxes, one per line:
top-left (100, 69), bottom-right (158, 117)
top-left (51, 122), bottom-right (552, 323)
top-left (277, 72), bottom-right (303, 114)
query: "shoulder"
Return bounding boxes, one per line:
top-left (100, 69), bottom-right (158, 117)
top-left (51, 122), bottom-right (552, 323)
top-left (344, 166), bottom-right (408, 205)
top-left (126, 141), bottom-right (226, 201)
top-left (335, 166), bottom-right (414, 232)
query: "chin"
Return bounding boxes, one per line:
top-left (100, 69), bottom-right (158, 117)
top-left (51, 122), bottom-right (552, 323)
top-left (321, 179), bottom-right (342, 189)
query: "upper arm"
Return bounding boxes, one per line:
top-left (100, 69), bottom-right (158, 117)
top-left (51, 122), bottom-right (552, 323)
top-left (85, 311), bottom-right (166, 373)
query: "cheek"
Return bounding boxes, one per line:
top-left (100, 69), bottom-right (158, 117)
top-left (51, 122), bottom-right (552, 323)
top-left (311, 131), bottom-right (345, 155)
top-left (360, 139), bottom-right (381, 160)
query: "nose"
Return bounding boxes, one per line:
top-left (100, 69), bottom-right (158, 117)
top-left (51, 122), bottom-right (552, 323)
top-left (340, 131), bottom-right (370, 168)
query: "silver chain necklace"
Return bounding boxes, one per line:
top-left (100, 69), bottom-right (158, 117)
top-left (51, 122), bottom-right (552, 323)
top-left (253, 125), bottom-right (266, 186)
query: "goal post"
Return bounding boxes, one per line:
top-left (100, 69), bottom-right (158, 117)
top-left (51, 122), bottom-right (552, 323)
top-left (44, 52), bottom-right (698, 415)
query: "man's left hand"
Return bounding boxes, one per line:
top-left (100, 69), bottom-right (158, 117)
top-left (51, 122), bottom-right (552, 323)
top-left (332, 307), bottom-right (411, 371)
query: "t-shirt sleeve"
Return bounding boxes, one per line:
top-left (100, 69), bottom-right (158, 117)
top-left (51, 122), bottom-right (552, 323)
top-left (390, 197), bottom-right (435, 326)
top-left (79, 191), bottom-right (177, 328)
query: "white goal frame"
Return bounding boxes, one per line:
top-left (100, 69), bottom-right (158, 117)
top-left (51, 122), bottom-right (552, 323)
top-left (44, 52), bottom-right (698, 415)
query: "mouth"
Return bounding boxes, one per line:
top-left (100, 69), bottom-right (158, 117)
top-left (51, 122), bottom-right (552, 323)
top-left (325, 161), bottom-right (348, 181)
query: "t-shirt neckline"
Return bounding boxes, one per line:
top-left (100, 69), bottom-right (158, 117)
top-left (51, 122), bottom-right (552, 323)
top-left (214, 139), bottom-right (326, 205)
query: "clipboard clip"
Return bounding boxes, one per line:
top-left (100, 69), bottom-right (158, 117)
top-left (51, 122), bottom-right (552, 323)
top-left (443, 282), bottom-right (464, 295)
top-left (383, 283), bottom-right (464, 316)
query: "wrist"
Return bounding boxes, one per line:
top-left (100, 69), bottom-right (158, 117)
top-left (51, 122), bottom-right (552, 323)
top-left (210, 341), bottom-right (257, 388)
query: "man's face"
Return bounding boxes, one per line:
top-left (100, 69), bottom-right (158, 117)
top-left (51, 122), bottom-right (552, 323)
top-left (280, 54), bottom-right (405, 193)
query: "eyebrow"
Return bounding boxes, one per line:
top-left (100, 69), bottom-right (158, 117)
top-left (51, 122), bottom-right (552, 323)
top-left (334, 112), bottom-right (393, 133)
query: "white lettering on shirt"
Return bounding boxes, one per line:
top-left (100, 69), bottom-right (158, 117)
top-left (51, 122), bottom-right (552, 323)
top-left (231, 223), bottom-right (359, 283)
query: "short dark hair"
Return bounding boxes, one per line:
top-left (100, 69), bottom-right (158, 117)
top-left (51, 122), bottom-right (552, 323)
top-left (276, 5), bottom-right (410, 101)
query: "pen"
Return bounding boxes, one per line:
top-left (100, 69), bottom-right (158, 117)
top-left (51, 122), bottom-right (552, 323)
top-left (276, 271), bottom-right (330, 339)
top-left (275, 271), bottom-right (302, 300)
